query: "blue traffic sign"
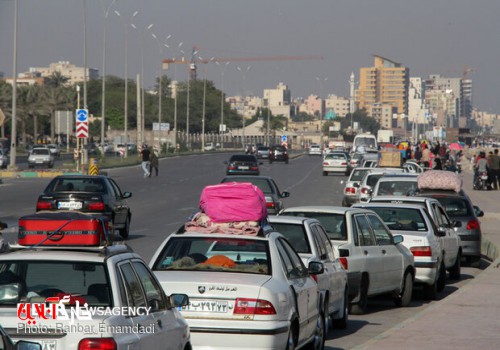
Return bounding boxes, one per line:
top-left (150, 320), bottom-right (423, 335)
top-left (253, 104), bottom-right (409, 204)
top-left (76, 109), bottom-right (88, 123)
top-left (281, 135), bottom-right (287, 143)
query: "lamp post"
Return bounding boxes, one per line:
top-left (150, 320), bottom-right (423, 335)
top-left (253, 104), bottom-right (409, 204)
top-left (237, 65), bottom-right (251, 149)
top-left (199, 56), bottom-right (214, 152)
top-left (114, 9), bottom-right (139, 158)
top-left (99, 0), bottom-right (117, 151)
top-left (9, 0), bottom-right (18, 169)
top-left (216, 61), bottom-right (230, 150)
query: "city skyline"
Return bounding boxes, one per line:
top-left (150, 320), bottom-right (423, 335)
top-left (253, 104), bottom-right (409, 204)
top-left (1, 0), bottom-right (499, 114)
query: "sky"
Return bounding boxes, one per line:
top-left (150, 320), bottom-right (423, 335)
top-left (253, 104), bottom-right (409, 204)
top-left (1, 0), bottom-right (500, 113)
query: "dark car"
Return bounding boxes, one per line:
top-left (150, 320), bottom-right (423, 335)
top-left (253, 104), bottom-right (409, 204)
top-left (221, 175), bottom-right (290, 214)
top-left (0, 325), bottom-right (41, 350)
top-left (224, 154), bottom-right (262, 175)
top-left (35, 175), bottom-right (132, 239)
top-left (269, 145), bottom-right (289, 164)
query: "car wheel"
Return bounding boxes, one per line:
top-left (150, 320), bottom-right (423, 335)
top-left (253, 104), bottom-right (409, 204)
top-left (394, 271), bottom-right (413, 307)
top-left (333, 288), bottom-right (349, 329)
top-left (349, 276), bottom-right (368, 315)
top-left (448, 251), bottom-right (462, 280)
top-left (305, 311), bottom-right (325, 350)
top-left (322, 171), bottom-right (328, 176)
top-left (119, 215), bottom-right (130, 239)
top-left (285, 323), bottom-right (297, 350)
top-left (437, 262), bottom-right (446, 292)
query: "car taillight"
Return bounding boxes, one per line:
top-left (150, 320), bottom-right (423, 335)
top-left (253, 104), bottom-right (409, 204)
top-left (266, 202), bottom-right (275, 209)
top-left (36, 201), bottom-right (52, 210)
top-left (360, 187), bottom-right (369, 194)
top-left (78, 338), bottom-right (117, 350)
top-left (234, 298), bottom-right (276, 315)
top-left (345, 187), bottom-right (356, 194)
top-left (228, 166), bottom-right (236, 170)
top-left (466, 219), bottom-right (480, 230)
top-left (339, 257), bottom-right (348, 270)
top-left (251, 166), bottom-right (258, 170)
top-left (341, 162), bottom-right (347, 165)
top-left (88, 202), bottom-right (105, 211)
top-left (410, 246), bottom-right (432, 257)
top-left (323, 162), bottom-right (329, 166)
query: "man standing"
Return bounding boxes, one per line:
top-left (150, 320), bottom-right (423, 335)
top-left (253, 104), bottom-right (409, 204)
top-left (140, 144), bottom-right (151, 178)
top-left (489, 149), bottom-right (500, 190)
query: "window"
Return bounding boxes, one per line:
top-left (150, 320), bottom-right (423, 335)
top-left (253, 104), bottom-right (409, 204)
top-left (277, 238), bottom-right (308, 279)
top-left (284, 212), bottom-right (347, 241)
top-left (354, 215), bottom-right (376, 246)
top-left (367, 215), bottom-right (393, 245)
top-left (271, 223), bottom-right (310, 254)
top-left (119, 262), bottom-right (147, 308)
top-left (315, 225), bottom-right (336, 260)
top-left (132, 261), bottom-right (166, 312)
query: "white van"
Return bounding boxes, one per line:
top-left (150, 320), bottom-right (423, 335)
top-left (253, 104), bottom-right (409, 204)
top-left (353, 133), bottom-right (377, 153)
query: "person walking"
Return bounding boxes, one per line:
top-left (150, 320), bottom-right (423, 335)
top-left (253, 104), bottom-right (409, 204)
top-left (140, 144), bottom-right (151, 178)
top-left (149, 148), bottom-right (159, 177)
top-left (421, 144), bottom-right (431, 168)
top-left (488, 149), bottom-right (500, 190)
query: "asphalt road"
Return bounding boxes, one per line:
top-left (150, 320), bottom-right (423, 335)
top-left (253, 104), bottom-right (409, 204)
top-left (0, 153), bottom-right (485, 349)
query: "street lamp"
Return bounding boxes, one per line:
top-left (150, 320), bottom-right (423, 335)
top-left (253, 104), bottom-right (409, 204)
top-left (199, 56), bottom-right (214, 152)
top-left (237, 65), bottom-right (251, 149)
top-left (216, 61), bottom-right (230, 149)
top-left (8, 0), bottom-right (19, 170)
top-left (99, 0), bottom-right (117, 151)
top-left (114, 9), bottom-right (139, 158)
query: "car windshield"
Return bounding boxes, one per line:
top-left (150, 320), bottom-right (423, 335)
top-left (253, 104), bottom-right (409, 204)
top-left (270, 223), bottom-right (311, 254)
top-left (0, 261), bottom-right (111, 306)
top-left (283, 212), bottom-right (347, 241)
top-left (377, 181), bottom-right (417, 196)
top-left (47, 177), bottom-right (106, 193)
top-left (31, 149), bottom-right (49, 155)
top-left (230, 155), bottom-right (257, 162)
top-left (366, 207), bottom-right (428, 232)
top-left (434, 197), bottom-right (472, 217)
top-left (350, 169), bottom-right (370, 182)
top-left (257, 147), bottom-right (269, 151)
top-left (153, 237), bottom-right (271, 275)
top-left (325, 153), bottom-right (346, 160)
top-left (222, 178), bottom-right (273, 194)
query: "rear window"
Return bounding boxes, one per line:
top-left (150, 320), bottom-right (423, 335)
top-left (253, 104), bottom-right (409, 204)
top-left (367, 207), bottom-right (428, 232)
top-left (325, 153), bottom-right (346, 160)
top-left (376, 180), bottom-right (418, 196)
top-left (367, 174), bottom-right (383, 187)
top-left (32, 149), bottom-right (50, 155)
top-left (47, 177), bottom-right (106, 193)
top-left (350, 169), bottom-right (370, 182)
top-left (229, 155), bottom-right (257, 162)
top-left (0, 261), bottom-right (111, 306)
top-left (270, 223), bottom-right (311, 254)
top-left (284, 212), bottom-right (347, 241)
top-left (152, 237), bottom-right (271, 275)
top-left (433, 197), bottom-right (472, 217)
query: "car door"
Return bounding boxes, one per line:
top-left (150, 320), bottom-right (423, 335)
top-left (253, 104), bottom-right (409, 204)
top-left (431, 203), bottom-right (458, 267)
top-left (309, 224), bottom-right (332, 302)
top-left (366, 214), bottom-right (404, 291)
top-left (131, 261), bottom-right (186, 350)
top-left (351, 214), bottom-right (385, 293)
top-left (107, 178), bottom-right (129, 226)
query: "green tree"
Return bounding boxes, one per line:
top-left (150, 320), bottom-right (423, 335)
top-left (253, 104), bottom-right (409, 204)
top-left (44, 71), bottom-right (70, 88)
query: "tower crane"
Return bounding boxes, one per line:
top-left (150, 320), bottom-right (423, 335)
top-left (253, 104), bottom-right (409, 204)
top-left (162, 47), bottom-right (324, 80)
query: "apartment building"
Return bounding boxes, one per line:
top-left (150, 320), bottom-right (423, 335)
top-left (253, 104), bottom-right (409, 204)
top-left (263, 82), bottom-right (291, 118)
top-left (356, 55), bottom-right (409, 116)
top-left (28, 61), bottom-right (99, 85)
top-left (325, 94), bottom-right (350, 118)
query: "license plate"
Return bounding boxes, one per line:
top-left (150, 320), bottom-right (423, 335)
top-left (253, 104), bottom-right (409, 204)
top-left (239, 166), bottom-right (249, 170)
top-left (42, 340), bottom-right (57, 350)
top-left (183, 300), bottom-right (229, 313)
top-left (481, 175), bottom-right (488, 180)
top-left (58, 201), bottom-right (82, 210)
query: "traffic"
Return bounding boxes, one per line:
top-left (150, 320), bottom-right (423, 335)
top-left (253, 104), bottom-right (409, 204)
top-left (0, 145), bottom-right (493, 349)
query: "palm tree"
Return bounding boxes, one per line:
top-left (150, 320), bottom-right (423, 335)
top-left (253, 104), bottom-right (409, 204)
top-left (43, 85), bottom-right (75, 142)
top-left (45, 71), bottom-right (70, 88)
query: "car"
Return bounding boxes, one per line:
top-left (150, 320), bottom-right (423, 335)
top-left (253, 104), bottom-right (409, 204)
top-left (402, 161), bottom-right (425, 173)
top-left (27, 147), bottom-right (55, 169)
top-left (371, 173), bottom-right (419, 197)
top-left (224, 154), bottom-right (262, 175)
top-left (0, 148), bottom-right (8, 169)
top-left (353, 203), bottom-right (456, 300)
top-left (280, 206), bottom-right (415, 315)
top-left (268, 216), bottom-right (349, 329)
top-left (0, 325), bottom-right (42, 350)
top-left (149, 226), bottom-right (326, 350)
top-left (322, 152), bottom-right (350, 176)
top-left (269, 145), bottom-right (289, 164)
top-left (220, 175), bottom-right (290, 214)
top-left (357, 169), bottom-right (405, 203)
top-left (0, 231), bottom-right (191, 349)
top-left (255, 145), bottom-right (270, 159)
top-left (309, 144), bottom-right (323, 156)
top-left (204, 142), bottom-right (216, 151)
top-left (341, 167), bottom-right (376, 207)
top-left (352, 133), bottom-right (378, 153)
top-left (416, 190), bottom-right (484, 267)
top-left (35, 175), bottom-right (133, 239)
top-left (46, 143), bottom-right (60, 158)
top-left (349, 152), bottom-right (363, 168)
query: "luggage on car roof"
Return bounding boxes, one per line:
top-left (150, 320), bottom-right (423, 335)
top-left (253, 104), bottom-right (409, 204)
top-left (417, 170), bottom-right (462, 193)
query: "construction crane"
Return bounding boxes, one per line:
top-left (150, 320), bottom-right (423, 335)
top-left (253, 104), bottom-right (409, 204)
top-left (162, 47), bottom-right (324, 80)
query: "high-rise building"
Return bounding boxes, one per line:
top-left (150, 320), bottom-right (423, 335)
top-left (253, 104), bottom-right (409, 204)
top-left (424, 75), bottom-right (461, 128)
top-left (325, 94), bottom-right (350, 118)
top-left (263, 82), bottom-right (291, 118)
top-left (356, 55), bottom-right (409, 117)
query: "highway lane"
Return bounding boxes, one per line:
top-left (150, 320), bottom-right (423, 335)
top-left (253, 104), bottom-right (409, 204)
top-left (0, 153), bottom-right (485, 349)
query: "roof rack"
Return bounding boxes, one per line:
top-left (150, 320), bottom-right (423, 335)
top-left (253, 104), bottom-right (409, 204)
top-left (6, 242), bottom-right (133, 256)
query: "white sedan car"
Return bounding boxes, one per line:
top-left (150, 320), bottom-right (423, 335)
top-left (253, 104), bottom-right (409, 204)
top-left (150, 227), bottom-right (326, 350)
top-left (269, 216), bottom-right (349, 330)
top-left (322, 152), bottom-right (350, 176)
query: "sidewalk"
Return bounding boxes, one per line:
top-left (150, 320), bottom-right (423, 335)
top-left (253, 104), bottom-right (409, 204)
top-left (354, 169), bottom-right (500, 350)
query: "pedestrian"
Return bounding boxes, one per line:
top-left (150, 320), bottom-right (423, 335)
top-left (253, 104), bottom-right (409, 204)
top-left (488, 149), bottom-right (500, 190)
top-left (149, 149), bottom-right (159, 177)
top-left (421, 144), bottom-right (431, 168)
top-left (140, 144), bottom-right (151, 178)
top-left (433, 157), bottom-right (443, 170)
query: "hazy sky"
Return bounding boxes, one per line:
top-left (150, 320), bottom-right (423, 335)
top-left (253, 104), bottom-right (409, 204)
top-left (1, 0), bottom-right (499, 113)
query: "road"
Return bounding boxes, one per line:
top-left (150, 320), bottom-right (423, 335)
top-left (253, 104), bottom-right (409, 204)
top-left (0, 153), bottom-right (486, 349)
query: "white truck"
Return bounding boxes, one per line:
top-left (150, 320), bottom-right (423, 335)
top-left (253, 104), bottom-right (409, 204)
top-left (377, 129), bottom-right (394, 144)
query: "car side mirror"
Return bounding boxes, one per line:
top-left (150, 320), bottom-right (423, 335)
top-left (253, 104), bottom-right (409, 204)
top-left (393, 235), bottom-right (404, 244)
top-left (280, 191), bottom-right (290, 198)
top-left (436, 226), bottom-right (447, 237)
top-left (473, 205), bottom-right (484, 217)
top-left (308, 261), bottom-right (324, 275)
top-left (122, 192), bottom-right (132, 199)
top-left (169, 293), bottom-right (189, 308)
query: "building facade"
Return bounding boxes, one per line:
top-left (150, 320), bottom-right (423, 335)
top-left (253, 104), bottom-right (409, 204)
top-left (325, 94), bottom-right (350, 118)
top-left (28, 61), bottom-right (99, 85)
top-left (263, 82), bottom-right (292, 118)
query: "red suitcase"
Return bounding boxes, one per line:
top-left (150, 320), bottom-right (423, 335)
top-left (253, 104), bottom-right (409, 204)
top-left (18, 212), bottom-right (109, 246)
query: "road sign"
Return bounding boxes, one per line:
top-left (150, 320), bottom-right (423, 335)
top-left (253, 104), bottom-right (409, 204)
top-left (281, 135), bottom-right (287, 143)
top-left (76, 109), bottom-right (89, 138)
top-left (76, 109), bottom-right (88, 123)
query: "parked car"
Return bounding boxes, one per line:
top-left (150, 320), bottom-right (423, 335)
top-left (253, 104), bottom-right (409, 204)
top-left (35, 175), bottom-right (133, 238)
top-left (269, 145), bottom-right (289, 164)
top-left (280, 206), bottom-right (415, 315)
top-left (0, 325), bottom-right (42, 350)
top-left (220, 175), bottom-right (290, 214)
top-left (358, 169), bottom-right (404, 203)
top-left (353, 203), bottom-right (459, 299)
top-left (149, 226), bottom-right (326, 349)
top-left (349, 152), bottom-right (363, 168)
top-left (322, 152), bottom-right (350, 176)
top-left (224, 154), bottom-right (262, 175)
top-left (27, 147), bottom-right (55, 169)
top-left (0, 148), bottom-right (8, 169)
top-left (268, 215), bottom-right (349, 329)
top-left (309, 143), bottom-right (323, 156)
top-left (341, 167), bottom-right (375, 207)
top-left (417, 190), bottom-right (483, 267)
top-left (255, 145), bottom-right (270, 159)
top-left (372, 173), bottom-right (419, 197)
top-left (46, 143), bottom-right (60, 158)
top-left (0, 242), bottom-right (191, 349)
top-left (402, 161), bottom-right (425, 173)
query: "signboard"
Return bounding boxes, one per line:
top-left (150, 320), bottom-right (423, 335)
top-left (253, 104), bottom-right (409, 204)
top-left (219, 124), bottom-right (226, 132)
top-left (281, 135), bottom-right (287, 143)
top-left (75, 109), bottom-right (89, 138)
top-left (153, 122), bottom-right (170, 131)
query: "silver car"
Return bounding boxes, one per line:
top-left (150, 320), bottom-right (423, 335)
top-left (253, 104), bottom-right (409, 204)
top-left (0, 149), bottom-right (8, 169)
top-left (27, 147), bottom-right (55, 169)
top-left (341, 167), bottom-right (375, 207)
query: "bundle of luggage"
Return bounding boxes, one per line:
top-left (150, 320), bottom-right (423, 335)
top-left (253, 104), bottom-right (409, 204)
top-left (184, 182), bottom-right (268, 235)
top-left (417, 170), bottom-right (462, 193)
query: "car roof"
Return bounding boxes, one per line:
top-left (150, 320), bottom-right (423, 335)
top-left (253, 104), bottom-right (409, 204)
top-left (378, 173), bottom-right (419, 179)
top-left (268, 215), bottom-right (321, 226)
top-left (370, 196), bottom-right (438, 203)
top-left (282, 206), bottom-right (371, 215)
top-left (354, 203), bottom-right (425, 210)
top-left (54, 174), bottom-right (109, 180)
